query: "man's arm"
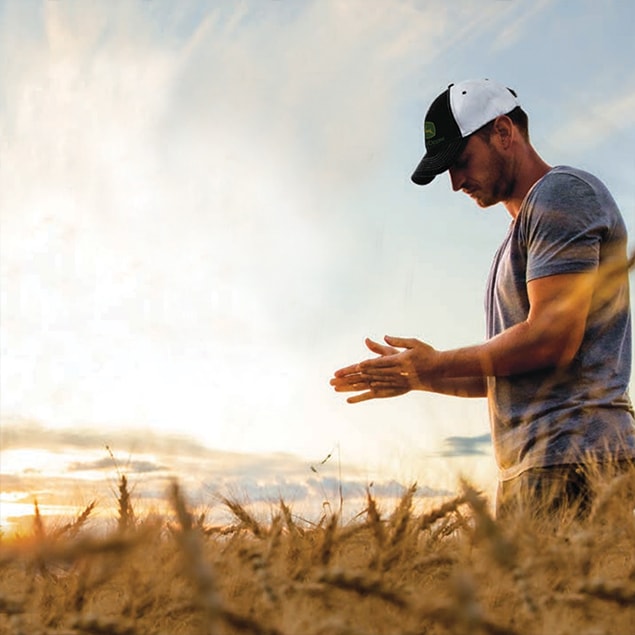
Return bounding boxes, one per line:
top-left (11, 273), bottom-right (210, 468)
top-left (331, 271), bottom-right (595, 402)
top-left (440, 270), bottom-right (596, 377)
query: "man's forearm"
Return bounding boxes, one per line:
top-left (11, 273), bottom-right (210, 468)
top-left (433, 319), bottom-right (575, 380)
top-left (420, 375), bottom-right (487, 398)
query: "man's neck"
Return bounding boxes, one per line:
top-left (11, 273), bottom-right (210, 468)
top-left (503, 148), bottom-right (552, 219)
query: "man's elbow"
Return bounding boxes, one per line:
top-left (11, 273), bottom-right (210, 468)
top-left (536, 332), bottom-right (584, 369)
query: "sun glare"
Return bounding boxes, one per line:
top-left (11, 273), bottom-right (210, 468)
top-left (0, 496), bottom-right (84, 539)
top-left (0, 447), bottom-right (130, 538)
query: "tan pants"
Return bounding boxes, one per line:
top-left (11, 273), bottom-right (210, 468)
top-left (496, 460), bottom-right (635, 522)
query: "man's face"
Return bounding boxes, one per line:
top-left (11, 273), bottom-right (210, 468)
top-left (448, 133), bottom-right (513, 208)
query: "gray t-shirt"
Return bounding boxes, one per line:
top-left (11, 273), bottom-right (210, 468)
top-left (485, 165), bottom-right (635, 481)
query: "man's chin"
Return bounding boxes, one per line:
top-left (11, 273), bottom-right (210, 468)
top-left (472, 192), bottom-right (500, 208)
top-left (464, 189), bottom-right (497, 208)
top-left (471, 195), bottom-right (492, 208)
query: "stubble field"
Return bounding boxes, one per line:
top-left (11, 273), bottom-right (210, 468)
top-left (2, 472), bottom-right (635, 635)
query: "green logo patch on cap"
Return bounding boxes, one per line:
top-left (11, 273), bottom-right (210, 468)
top-left (424, 121), bottom-right (436, 140)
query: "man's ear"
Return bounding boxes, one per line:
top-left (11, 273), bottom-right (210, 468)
top-left (493, 115), bottom-right (514, 149)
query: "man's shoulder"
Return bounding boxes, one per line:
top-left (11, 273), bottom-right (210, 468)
top-left (518, 165), bottom-right (625, 242)
top-left (528, 165), bottom-right (617, 212)
top-left (537, 165), bottom-right (602, 189)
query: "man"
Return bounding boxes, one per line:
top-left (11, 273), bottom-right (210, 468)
top-left (330, 78), bottom-right (635, 520)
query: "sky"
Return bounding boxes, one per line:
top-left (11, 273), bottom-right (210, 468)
top-left (1, 0), bottom-right (635, 531)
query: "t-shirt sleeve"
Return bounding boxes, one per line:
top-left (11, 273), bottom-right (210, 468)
top-left (521, 172), bottom-right (605, 282)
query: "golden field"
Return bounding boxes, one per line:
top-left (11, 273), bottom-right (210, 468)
top-left (1, 473), bottom-right (635, 635)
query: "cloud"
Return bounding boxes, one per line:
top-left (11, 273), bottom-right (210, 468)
top-left (66, 458), bottom-right (168, 474)
top-left (0, 418), bottom-right (457, 525)
top-left (307, 476), bottom-right (451, 499)
top-left (0, 420), bottom-right (315, 499)
top-left (547, 89), bottom-right (635, 154)
top-left (0, 418), bottom-right (338, 481)
top-left (1, 418), bottom-right (215, 458)
top-left (0, 472), bottom-right (109, 506)
top-left (488, 0), bottom-right (553, 52)
top-left (440, 433), bottom-right (492, 458)
top-left (212, 479), bottom-right (310, 505)
top-left (164, 1), bottom-right (441, 182)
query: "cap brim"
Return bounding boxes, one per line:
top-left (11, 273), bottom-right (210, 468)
top-left (411, 137), bottom-right (467, 186)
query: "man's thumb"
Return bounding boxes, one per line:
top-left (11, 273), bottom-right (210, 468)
top-left (384, 335), bottom-right (416, 348)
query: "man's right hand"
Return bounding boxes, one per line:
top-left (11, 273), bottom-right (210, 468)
top-left (330, 337), bottom-right (488, 401)
top-left (329, 338), bottom-right (412, 404)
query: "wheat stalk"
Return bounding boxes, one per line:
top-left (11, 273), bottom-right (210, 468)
top-left (117, 475), bottom-right (134, 533)
top-left (221, 497), bottom-right (264, 538)
top-left (169, 481), bottom-right (221, 635)
top-left (53, 501), bottom-right (96, 540)
top-left (319, 512), bottom-right (339, 566)
top-left (365, 488), bottom-right (386, 548)
top-left (579, 579), bottom-right (635, 606)
top-left (316, 568), bottom-right (409, 609)
top-left (387, 483), bottom-right (417, 547)
top-left (418, 494), bottom-right (468, 533)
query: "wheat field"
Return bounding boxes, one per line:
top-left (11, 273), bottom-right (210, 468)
top-left (1, 471), bottom-right (635, 635)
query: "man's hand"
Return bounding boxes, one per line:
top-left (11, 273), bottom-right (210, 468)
top-left (330, 336), bottom-right (440, 403)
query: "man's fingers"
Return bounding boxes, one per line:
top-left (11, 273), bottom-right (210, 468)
top-left (365, 337), bottom-right (398, 356)
top-left (330, 373), bottom-right (364, 387)
top-left (331, 374), bottom-right (404, 390)
top-left (347, 385), bottom-right (410, 403)
top-left (332, 336), bottom-right (418, 400)
top-left (335, 355), bottom-right (399, 377)
top-left (333, 335), bottom-right (404, 380)
top-left (333, 363), bottom-right (361, 378)
top-left (347, 391), bottom-right (376, 404)
top-left (331, 380), bottom-right (369, 392)
top-left (360, 356), bottom-right (399, 371)
top-left (384, 335), bottom-right (417, 348)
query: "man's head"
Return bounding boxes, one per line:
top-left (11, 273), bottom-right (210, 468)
top-left (411, 79), bottom-right (526, 187)
top-left (447, 125), bottom-right (516, 208)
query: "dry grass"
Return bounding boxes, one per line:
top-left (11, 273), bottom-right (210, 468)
top-left (2, 469), bottom-right (635, 635)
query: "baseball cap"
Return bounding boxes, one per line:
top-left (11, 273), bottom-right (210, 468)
top-left (411, 79), bottom-right (521, 186)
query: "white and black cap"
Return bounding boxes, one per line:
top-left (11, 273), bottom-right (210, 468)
top-left (411, 79), bottom-right (521, 186)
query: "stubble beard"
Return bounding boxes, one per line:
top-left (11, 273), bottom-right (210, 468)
top-left (472, 147), bottom-right (514, 208)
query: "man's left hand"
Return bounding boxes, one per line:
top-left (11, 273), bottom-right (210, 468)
top-left (357, 335), bottom-right (440, 386)
top-left (330, 336), bottom-right (440, 403)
